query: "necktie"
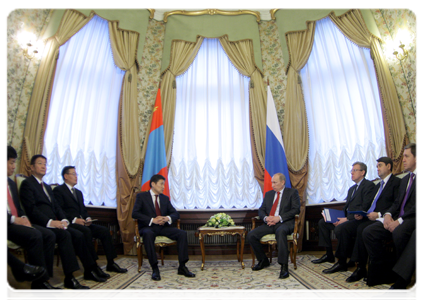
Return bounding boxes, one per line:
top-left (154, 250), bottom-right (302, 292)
top-left (71, 188), bottom-right (78, 202)
top-left (351, 184), bottom-right (358, 197)
top-left (399, 173), bottom-right (415, 217)
top-left (367, 180), bottom-right (384, 213)
top-left (7, 185), bottom-right (18, 217)
top-left (41, 182), bottom-right (51, 201)
top-left (154, 195), bottom-right (161, 216)
top-left (269, 192), bottom-right (281, 216)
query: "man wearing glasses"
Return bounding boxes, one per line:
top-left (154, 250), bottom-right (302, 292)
top-left (53, 166), bottom-right (127, 276)
top-left (311, 162), bottom-right (375, 274)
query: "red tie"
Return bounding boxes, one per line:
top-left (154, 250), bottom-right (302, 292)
top-left (269, 192), bottom-right (281, 216)
top-left (154, 195), bottom-right (161, 216)
top-left (7, 185), bottom-right (18, 217)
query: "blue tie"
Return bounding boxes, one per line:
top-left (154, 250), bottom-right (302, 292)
top-left (367, 180), bottom-right (384, 213)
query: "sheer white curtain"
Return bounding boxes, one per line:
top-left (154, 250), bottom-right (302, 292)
top-left (43, 15), bottom-right (125, 206)
top-left (169, 38), bottom-right (262, 209)
top-left (300, 17), bottom-right (386, 204)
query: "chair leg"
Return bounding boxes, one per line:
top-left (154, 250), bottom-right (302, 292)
top-left (291, 243), bottom-right (298, 270)
top-left (137, 245), bottom-right (143, 273)
top-left (160, 248), bottom-right (164, 266)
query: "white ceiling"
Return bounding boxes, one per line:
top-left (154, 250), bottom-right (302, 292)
top-left (154, 8), bottom-right (271, 21)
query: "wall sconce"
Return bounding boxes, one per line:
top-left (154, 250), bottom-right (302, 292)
top-left (18, 25), bottom-right (39, 60)
top-left (392, 28), bottom-right (410, 61)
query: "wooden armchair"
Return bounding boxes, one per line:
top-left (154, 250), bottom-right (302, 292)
top-left (133, 219), bottom-right (181, 273)
top-left (250, 214), bottom-right (300, 269)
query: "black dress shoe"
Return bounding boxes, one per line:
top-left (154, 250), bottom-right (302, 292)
top-left (389, 278), bottom-right (409, 289)
top-left (279, 264), bottom-right (289, 279)
top-left (177, 265), bottom-right (196, 277)
top-left (13, 264), bottom-right (47, 282)
top-left (311, 254), bottom-right (335, 264)
top-left (84, 270), bottom-right (107, 282)
top-left (370, 286), bottom-right (407, 300)
top-left (41, 281), bottom-right (63, 294)
top-left (64, 276), bottom-right (90, 289)
top-left (152, 268), bottom-right (161, 281)
top-left (322, 262), bottom-right (348, 274)
top-left (252, 259), bottom-right (270, 271)
top-left (106, 262), bottom-right (128, 273)
top-left (96, 266), bottom-right (111, 278)
top-left (346, 267), bottom-right (367, 282)
top-left (31, 281), bottom-right (61, 289)
top-left (31, 282), bottom-right (56, 300)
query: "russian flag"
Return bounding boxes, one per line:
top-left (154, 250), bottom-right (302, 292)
top-left (264, 85), bottom-right (291, 195)
top-left (141, 88), bottom-right (170, 198)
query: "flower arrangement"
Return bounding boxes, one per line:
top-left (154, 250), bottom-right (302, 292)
top-left (204, 213), bottom-right (235, 228)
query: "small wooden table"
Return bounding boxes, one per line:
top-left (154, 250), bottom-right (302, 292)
top-left (196, 226), bottom-right (246, 270)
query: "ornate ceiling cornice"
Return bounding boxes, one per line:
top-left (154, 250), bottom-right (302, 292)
top-left (163, 9), bottom-right (262, 23)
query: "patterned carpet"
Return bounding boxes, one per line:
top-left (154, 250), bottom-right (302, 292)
top-left (59, 255), bottom-right (391, 290)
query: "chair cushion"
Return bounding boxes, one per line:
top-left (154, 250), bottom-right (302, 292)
top-left (260, 233), bottom-right (294, 243)
top-left (7, 240), bottom-right (21, 250)
top-left (139, 236), bottom-right (176, 244)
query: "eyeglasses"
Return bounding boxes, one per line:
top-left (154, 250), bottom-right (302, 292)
top-left (350, 169), bottom-right (362, 173)
top-left (68, 172), bottom-right (78, 176)
top-left (36, 162), bottom-right (47, 166)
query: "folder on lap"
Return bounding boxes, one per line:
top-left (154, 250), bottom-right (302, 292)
top-left (322, 208), bottom-right (345, 223)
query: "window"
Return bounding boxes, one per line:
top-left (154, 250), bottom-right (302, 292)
top-left (300, 18), bottom-right (386, 204)
top-left (169, 38), bottom-right (262, 209)
top-left (42, 16), bottom-right (125, 206)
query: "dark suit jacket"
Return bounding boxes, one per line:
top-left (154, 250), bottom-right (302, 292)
top-left (386, 173), bottom-right (416, 220)
top-left (258, 188), bottom-right (300, 223)
top-left (7, 178), bottom-right (26, 224)
top-left (19, 175), bottom-right (67, 227)
top-left (132, 191), bottom-right (179, 230)
top-left (371, 174), bottom-right (401, 215)
top-left (343, 178), bottom-right (375, 220)
top-left (53, 183), bottom-right (90, 221)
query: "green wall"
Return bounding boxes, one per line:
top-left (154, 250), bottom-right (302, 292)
top-left (42, 9), bottom-right (151, 64)
top-left (161, 14), bottom-right (263, 72)
top-left (275, 9), bottom-right (381, 66)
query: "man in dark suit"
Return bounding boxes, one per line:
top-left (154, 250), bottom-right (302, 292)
top-left (247, 173), bottom-right (300, 279)
top-left (53, 166), bottom-right (127, 276)
top-left (19, 155), bottom-right (106, 289)
top-left (363, 143), bottom-right (416, 287)
top-left (390, 229), bottom-right (415, 289)
top-left (344, 157), bottom-right (401, 282)
top-left (7, 146), bottom-right (55, 289)
top-left (311, 162), bottom-right (375, 275)
top-left (132, 174), bottom-right (195, 281)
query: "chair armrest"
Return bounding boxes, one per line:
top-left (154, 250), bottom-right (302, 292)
top-left (176, 219), bottom-right (181, 229)
top-left (251, 216), bottom-right (260, 230)
top-left (133, 219), bottom-right (140, 242)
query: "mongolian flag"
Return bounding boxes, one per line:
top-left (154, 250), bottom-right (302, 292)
top-left (263, 85), bottom-right (291, 195)
top-left (140, 88), bottom-right (170, 198)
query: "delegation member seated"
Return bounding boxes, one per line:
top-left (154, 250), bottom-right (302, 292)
top-left (53, 166), bottom-right (127, 276)
top-left (390, 229), bottom-right (415, 289)
top-left (362, 143), bottom-right (416, 287)
top-left (7, 146), bottom-right (57, 289)
top-left (345, 157), bottom-right (400, 283)
top-left (247, 173), bottom-right (300, 279)
top-left (19, 155), bottom-right (106, 289)
top-left (132, 174), bottom-right (195, 281)
top-left (311, 162), bottom-right (375, 275)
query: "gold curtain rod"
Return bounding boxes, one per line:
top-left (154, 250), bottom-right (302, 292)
top-left (163, 9), bottom-right (261, 23)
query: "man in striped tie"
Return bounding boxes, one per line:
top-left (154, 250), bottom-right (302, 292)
top-left (363, 143), bottom-right (416, 288)
top-left (247, 173), bottom-right (300, 279)
top-left (344, 157), bottom-right (401, 283)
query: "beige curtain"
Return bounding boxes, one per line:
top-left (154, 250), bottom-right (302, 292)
top-left (157, 36), bottom-right (204, 164)
top-left (19, 9), bottom-right (93, 175)
top-left (283, 21), bottom-right (315, 251)
top-left (108, 21), bottom-right (142, 254)
top-left (218, 35), bottom-right (267, 189)
top-left (329, 9), bottom-right (408, 173)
